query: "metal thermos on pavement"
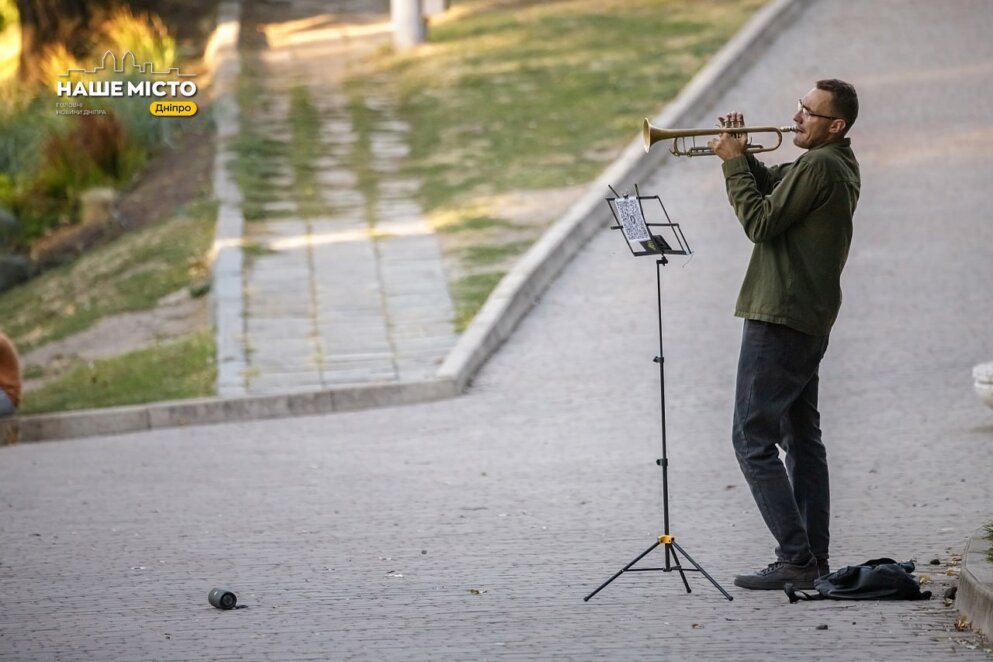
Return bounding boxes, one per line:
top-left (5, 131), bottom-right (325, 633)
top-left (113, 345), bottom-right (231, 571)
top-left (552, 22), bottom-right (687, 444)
top-left (208, 588), bottom-right (237, 610)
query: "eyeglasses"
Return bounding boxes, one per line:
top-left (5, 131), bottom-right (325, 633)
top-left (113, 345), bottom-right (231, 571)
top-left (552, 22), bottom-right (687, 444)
top-left (797, 99), bottom-right (839, 121)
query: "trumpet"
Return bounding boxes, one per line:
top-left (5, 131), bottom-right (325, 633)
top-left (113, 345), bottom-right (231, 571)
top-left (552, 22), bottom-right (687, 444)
top-left (643, 118), bottom-right (797, 157)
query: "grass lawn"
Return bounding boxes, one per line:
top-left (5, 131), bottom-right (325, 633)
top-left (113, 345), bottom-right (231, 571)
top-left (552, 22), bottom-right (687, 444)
top-left (20, 330), bottom-right (215, 415)
top-left (0, 197), bottom-right (216, 353)
top-left (1, 197), bottom-right (218, 414)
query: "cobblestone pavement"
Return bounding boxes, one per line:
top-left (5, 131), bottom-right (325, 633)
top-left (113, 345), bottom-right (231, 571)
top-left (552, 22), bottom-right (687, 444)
top-left (2, 0), bottom-right (992, 659)
top-left (231, 0), bottom-right (457, 395)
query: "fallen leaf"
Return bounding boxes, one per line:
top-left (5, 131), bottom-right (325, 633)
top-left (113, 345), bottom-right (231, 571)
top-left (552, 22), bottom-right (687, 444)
top-left (955, 615), bottom-right (970, 632)
top-left (918, 575), bottom-right (931, 585)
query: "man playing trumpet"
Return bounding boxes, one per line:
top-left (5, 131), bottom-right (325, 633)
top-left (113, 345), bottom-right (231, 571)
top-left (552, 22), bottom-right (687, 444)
top-left (706, 79), bottom-right (860, 590)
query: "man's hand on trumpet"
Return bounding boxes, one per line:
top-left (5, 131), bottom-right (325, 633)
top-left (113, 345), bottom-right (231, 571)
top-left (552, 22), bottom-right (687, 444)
top-left (707, 112), bottom-right (749, 161)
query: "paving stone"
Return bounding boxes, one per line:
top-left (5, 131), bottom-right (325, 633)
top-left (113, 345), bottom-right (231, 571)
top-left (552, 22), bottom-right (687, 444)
top-left (248, 300), bottom-right (313, 317)
top-left (266, 173), bottom-right (295, 188)
top-left (319, 336), bottom-right (392, 355)
top-left (378, 119), bottom-right (411, 133)
top-left (375, 200), bottom-right (422, 221)
top-left (308, 218), bottom-right (369, 240)
top-left (313, 93), bottom-right (349, 110)
top-left (312, 156), bottom-right (339, 170)
top-left (323, 356), bottom-right (396, 372)
top-left (247, 219), bottom-right (309, 237)
top-left (245, 318), bottom-right (313, 338)
top-left (370, 135), bottom-right (411, 159)
top-left (363, 97), bottom-right (392, 112)
top-left (248, 374), bottom-right (325, 394)
top-left (322, 189), bottom-right (365, 208)
top-left (314, 168), bottom-right (358, 188)
top-left (390, 322), bottom-right (458, 339)
top-left (323, 131), bottom-right (359, 146)
top-left (321, 118), bottom-right (353, 134)
top-left (251, 353), bottom-right (321, 372)
top-left (369, 159), bottom-right (401, 174)
top-left (262, 200), bottom-right (299, 215)
top-left (394, 359), bottom-right (443, 381)
top-left (246, 261), bottom-right (310, 278)
top-left (378, 179), bottom-right (420, 198)
top-left (320, 351), bottom-right (394, 363)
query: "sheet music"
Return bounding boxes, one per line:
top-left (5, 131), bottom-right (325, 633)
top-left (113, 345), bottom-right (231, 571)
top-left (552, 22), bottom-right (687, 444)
top-left (614, 197), bottom-right (650, 242)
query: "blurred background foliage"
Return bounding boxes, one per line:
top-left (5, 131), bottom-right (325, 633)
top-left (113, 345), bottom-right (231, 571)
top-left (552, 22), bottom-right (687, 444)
top-left (0, 0), bottom-right (199, 290)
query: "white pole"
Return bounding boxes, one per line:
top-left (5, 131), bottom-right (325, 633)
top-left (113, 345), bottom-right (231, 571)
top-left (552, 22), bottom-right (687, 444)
top-left (391, 0), bottom-right (424, 51)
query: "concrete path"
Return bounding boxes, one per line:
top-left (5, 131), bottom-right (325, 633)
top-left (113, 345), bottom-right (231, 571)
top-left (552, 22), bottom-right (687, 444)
top-left (230, 0), bottom-right (457, 395)
top-left (2, 0), bottom-right (992, 659)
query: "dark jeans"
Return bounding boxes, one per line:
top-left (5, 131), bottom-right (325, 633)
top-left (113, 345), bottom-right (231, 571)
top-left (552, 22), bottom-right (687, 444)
top-left (732, 319), bottom-right (830, 565)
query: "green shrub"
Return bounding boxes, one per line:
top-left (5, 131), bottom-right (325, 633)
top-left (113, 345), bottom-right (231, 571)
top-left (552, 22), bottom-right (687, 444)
top-left (0, 95), bottom-right (66, 249)
top-left (0, 0), bottom-right (16, 33)
top-left (93, 7), bottom-right (176, 74)
top-left (0, 91), bottom-right (60, 176)
top-left (0, 6), bottom-right (197, 253)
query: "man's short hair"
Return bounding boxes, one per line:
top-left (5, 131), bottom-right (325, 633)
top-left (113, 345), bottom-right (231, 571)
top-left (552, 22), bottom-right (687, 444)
top-left (816, 79), bottom-right (858, 133)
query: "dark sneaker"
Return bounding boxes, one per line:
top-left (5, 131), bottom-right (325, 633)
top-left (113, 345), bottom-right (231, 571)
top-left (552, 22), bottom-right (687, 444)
top-left (816, 558), bottom-right (830, 578)
top-left (733, 558), bottom-right (819, 590)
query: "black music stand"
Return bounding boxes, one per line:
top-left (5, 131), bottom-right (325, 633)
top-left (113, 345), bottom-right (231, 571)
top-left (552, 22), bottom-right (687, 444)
top-left (584, 185), bottom-right (732, 602)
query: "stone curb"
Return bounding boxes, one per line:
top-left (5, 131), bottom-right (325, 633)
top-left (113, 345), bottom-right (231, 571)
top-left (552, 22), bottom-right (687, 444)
top-left (959, 526), bottom-right (993, 640)
top-left (9, 0), bottom-right (809, 443)
top-left (207, 0), bottom-right (249, 398)
top-left (13, 379), bottom-right (458, 443)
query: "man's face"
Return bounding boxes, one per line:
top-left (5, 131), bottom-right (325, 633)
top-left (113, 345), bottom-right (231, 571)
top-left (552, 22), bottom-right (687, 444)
top-left (792, 87), bottom-right (846, 150)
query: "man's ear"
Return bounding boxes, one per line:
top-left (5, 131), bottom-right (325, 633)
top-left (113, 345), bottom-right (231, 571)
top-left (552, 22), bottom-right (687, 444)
top-left (829, 118), bottom-right (847, 135)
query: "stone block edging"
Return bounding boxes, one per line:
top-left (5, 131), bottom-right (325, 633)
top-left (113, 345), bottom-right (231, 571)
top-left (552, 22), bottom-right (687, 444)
top-left (207, 0), bottom-right (249, 397)
top-left (14, 379), bottom-right (458, 443)
top-left (959, 526), bottom-right (993, 640)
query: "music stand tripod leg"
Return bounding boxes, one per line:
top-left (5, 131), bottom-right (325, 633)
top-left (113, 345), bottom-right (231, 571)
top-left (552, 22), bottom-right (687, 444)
top-left (583, 540), bottom-right (661, 602)
top-left (666, 541), bottom-right (693, 593)
top-left (671, 541), bottom-right (734, 601)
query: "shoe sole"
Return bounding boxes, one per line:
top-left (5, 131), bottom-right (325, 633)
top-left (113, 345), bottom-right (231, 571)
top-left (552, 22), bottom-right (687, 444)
top-left (733, 577), bottom-right (816, 590)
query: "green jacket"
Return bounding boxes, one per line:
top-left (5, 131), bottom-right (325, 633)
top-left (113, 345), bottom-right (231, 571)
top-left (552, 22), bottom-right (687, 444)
top-left (721, 138), bottom-right (860, 336)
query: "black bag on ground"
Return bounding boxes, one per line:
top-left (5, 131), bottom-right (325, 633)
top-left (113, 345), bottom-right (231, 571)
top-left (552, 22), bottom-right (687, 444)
top-left (785, 557), bottom-right (932, 603)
